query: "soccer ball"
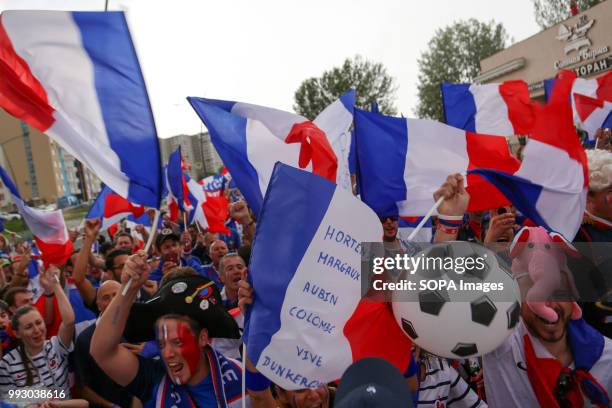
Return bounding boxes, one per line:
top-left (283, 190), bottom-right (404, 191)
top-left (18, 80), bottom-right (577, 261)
top-left (391, 241), bottom-right (520, 359)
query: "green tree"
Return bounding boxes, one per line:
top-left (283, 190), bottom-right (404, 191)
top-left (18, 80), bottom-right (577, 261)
top-left (415, 19), bottom-right (508, 122)
top-left (294, 56), bottom-right (397, 119)
top-left (533, 0), bottom-right (602, 29)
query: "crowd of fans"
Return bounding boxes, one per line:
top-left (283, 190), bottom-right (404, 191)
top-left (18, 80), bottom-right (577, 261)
top-left (0, 136), bottom-right (609, 407)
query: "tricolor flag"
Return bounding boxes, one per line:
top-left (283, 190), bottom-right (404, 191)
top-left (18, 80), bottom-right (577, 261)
top-left (0, 11), bottom-right (162, 208)
top-left (471, 71), bottom-right (588, 240)
top-left (86, 186), bottom-right (145, 231)
top-left (0, 166), bottom-right (72, 267)
top-left (353, 108), bottom-right (521, 217)
top-left (441, 80), bottom-right (534, 136)
top-left (187, 91), bottom-right (355, 215)
top-left (573, 93), bottom-right (612, 141)
top-left (398, 216), bottom-right (433, 244)
top-left (244, 162), bottom-right (412, 390)
top-left (165, 147), bottom-right (192, 217)
top-left (184, 173), bottom-right (209, 231)
top-left (544, 70), bottom-right (612, 133)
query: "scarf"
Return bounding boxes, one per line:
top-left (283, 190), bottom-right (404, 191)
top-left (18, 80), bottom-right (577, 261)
top-left (152, 346), bottom-right (243, 408)
top-left (524, 318), bottom-right (610, 408)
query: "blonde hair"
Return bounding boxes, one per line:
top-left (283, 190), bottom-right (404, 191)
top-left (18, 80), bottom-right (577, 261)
top-left (586, 149), bottom-right (612, 192)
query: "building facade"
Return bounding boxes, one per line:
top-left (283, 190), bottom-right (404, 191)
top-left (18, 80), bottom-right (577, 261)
top-left (160, 132), bottom-right (224, 181)
top-left (477, 1), bottom-right (612, 98)
top-left (0, 109), bottom-right (100, 209)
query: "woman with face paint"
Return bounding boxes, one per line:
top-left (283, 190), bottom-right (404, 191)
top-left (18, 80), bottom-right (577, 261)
top-left (91, 251), bottom-right (249, 407)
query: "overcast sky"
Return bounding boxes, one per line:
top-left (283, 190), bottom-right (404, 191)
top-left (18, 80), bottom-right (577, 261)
top-left (0, 0), bottom-right (541, 138)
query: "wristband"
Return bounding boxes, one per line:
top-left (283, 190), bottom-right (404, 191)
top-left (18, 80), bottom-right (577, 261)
top-left (437, 224), bottom-right (459, 235)
top-left (44, 292), bottom-right (55, 298)
top-left (438, 218), bottom-right (464, 228)
top-left (246, 369), bottom-right (272, 391)
top-left (438, 214), bottom-right (464, 221)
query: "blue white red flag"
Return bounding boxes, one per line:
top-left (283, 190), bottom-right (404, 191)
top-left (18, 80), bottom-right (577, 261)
top-left (573, 93), bottom-right (612, 141)
top-left (398, 216), bottom-right (433, 244)
top-left (244, 163), bottom-right (412, 390)
top-left (353, 108), bottom-right (521, 217)
top-left (86, 185), bottom-right (145, 231)
top-left (0, 165), bottom-right (72, 267)
top-left (441, 80), bottom-right (534, 136)
top-left (187, 91), bottom-right (355, 215)
top-left (0, 11), bottom-right (162, 208)
top-left (471, 71), bottom-right (588, 240)
top-left (544, 70), bottom-right (612, 133)
top-left (166, 146), bottom-right (191, 214)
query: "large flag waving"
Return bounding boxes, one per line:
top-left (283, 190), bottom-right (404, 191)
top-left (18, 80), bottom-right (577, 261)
top-left (471, 71), bottom-right (588, 239)
top-left (86, 185), bottom-right (145, 231)
top-left (354, 108), bottom-right (521, 217)
top-left (244, 162), bottom-right (411, 390)
top-left (187, 91), bottom-right (355, 215)
top-left (573, 93), bottom-right (612, 142)
top-left (0, 11), bottom-right (162, 207)
top-left (544, 70), bottom-right (612, 134)
top-left (0, 166), bottom-right (72, 266)
top-left (441, 80), bottom-right (534, 136)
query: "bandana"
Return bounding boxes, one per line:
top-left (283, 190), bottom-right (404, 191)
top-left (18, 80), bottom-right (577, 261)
top-left (524, 318), bottom-right (610, 408)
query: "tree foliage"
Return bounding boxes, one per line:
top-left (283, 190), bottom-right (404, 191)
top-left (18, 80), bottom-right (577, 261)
top-left (415, 19), bottom-right (508, 122)
top-left (533, 0), bottom-right (602, 29)
top-left (294, 56), bottom-right (397, 119)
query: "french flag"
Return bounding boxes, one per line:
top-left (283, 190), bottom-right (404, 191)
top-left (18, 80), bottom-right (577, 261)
top-left (198, 177), bottom-right (230, 235)
top-left (441, 80), bottom-right (534, 136)
top-left (353, 107), bottom-right (521, 218)
top-left (545, 70), bottom-right (612, 132)
top-left (398, 216), bottom-right (433, 244)
top-left (187, 91), bottom-right (355, 215)
top-left (573, 93), bottom-right (612, 141)
top-left (86, 185), bottom-right (145, 231)
top-left (0, 166), bottom-right (72, 267)
top-left (166, 147), bottom-right (192, 212)
top-left (244, 163), bottom-right (411, 389)
top-left (0, 11), bottom-right (162, 208)
top-left (184, 173), bottom-right (209, 230)
top-left (471, 71), bottom-right (588, 240)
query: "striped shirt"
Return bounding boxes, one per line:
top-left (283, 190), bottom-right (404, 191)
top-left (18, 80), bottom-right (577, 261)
top-left (417, 358), bottom-right (486, 408)
top-left (0, 336), bottom-right (73, 402)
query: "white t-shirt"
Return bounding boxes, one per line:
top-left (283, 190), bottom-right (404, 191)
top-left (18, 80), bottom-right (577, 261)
top-left (483, 320), bottom-right (612, 408)
top-left (417, 357), bottom-right (487, 407)
top-left (0, 336), bottom-right (73, 404)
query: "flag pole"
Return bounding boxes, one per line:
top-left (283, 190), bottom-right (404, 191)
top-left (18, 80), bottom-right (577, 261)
top-left (406, 196), bottom-right (444, 242)
top-left (242, 343), bottom-right (247, 408)
top-left (122, 209), bottom-right (160, 296)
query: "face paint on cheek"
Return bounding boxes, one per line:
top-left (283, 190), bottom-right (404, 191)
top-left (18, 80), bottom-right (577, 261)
top-left (177, 322), bottom-right (201, 375)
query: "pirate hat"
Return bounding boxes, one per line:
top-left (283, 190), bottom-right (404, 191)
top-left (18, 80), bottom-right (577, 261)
top-left (123, 275), bottom-right (240, 343)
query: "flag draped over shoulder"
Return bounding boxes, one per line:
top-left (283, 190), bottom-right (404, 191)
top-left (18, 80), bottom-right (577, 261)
top-left (0, 11), bottom-right (162, 207)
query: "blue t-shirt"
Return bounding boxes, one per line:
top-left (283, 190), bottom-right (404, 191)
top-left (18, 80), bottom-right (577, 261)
top-left (188, 374), bottom-right (216, 406)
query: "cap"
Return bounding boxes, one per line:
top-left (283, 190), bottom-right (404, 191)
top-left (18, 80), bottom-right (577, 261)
top-left (123, 275), bottom-right (240, 342)
top-left (335, 358), bottom-right (413, 408)
top-left (156, 228), bottom-right (180, 249)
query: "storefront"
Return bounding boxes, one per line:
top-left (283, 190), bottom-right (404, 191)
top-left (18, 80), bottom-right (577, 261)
top-left (476, 1), bottom-right (612, 99)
